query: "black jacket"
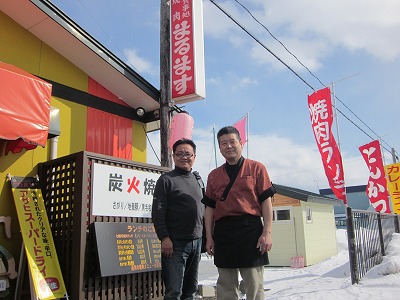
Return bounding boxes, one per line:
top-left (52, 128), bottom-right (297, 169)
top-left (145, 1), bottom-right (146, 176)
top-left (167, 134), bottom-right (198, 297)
top-left (152, 168), bottom-right (204, 241)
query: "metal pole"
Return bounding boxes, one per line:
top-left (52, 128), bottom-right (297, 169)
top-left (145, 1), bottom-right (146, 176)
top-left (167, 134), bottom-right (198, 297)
top-left (160, 0), bottom-right (172, 168)
top-left (391, 147), bottom-right (397, 163)
top-left (331, 83), bottom-right (348, 206)
top-left (246, 111), bottom-right (249, 158)
top-left (346, 206), bottom-right (359, 284)
top-left (213, 125), bottom-right (218, 168)
top-left (331, 82), bottom-right (342, 152)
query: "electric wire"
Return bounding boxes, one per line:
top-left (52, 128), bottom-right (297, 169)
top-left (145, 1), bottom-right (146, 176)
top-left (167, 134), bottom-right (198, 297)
top-left (76, 0), bottom-right (140, 73)
top-left (143, 125), bottom-right (161, 164)
top-left (233, 0), bottom-right (325, 88)
top-left (231, 0), bottom-right (397, 157)
top-left (210, 0), bottom-right (398, 159)
top-left (209, 0), bottom-right (315, 91)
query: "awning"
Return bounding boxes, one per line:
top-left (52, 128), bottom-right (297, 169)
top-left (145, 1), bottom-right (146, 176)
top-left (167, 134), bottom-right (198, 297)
top-left (0, 61), bottom-right (52, 153)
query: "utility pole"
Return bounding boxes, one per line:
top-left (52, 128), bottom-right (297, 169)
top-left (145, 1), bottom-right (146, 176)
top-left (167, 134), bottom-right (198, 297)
top-left (391, 148), bottom-right (398, 164)
top-left (160, 0), bottom-right (172, 168)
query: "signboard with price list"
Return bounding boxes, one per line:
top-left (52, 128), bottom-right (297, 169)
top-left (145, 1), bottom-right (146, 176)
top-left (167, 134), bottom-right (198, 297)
top-left (93, 222), bottom-right (161, 277)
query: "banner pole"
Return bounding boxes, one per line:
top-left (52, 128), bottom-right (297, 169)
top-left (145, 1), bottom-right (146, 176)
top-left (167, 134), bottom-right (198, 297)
top-left (213, 125), bottom-right (218, 168)
top-left (246, 111), bottom-right (249, 158)
top-left (331, 82), bottom-right (342, 152)
top-left (380, 139), bottom-right (393, 212)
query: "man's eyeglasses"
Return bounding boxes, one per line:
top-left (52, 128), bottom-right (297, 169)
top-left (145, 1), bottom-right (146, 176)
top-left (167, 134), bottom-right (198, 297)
top-left (174, 152), bottom-right (194, 159)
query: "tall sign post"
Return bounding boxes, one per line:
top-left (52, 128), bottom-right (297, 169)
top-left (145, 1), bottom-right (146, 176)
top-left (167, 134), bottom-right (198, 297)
top-left (160, 0), bottom-right (205, 168)
top-left (160, 0), bottom-right (172, 168)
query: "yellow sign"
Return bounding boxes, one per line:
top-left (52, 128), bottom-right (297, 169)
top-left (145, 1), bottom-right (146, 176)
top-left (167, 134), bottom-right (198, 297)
top-left (385, 163), bottom-right (400, 214)
top-left (11, 177), bottom-right (67, 300)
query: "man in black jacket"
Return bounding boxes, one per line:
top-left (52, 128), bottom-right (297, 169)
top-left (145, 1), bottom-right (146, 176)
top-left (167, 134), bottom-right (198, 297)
top-left (152, 139), bottom-right (204, 300)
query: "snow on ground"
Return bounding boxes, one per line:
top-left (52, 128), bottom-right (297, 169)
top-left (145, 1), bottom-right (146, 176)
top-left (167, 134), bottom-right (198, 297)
top-left (198, 229), bottom-right (400, 299)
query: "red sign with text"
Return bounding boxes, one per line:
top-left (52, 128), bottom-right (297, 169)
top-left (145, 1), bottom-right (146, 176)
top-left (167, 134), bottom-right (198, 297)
top-left (170, 0), bottom-right (205, 103)
top-left (308, 87), bottom-right (347, 203)
top-left (359, 140), bottom-right (391, 213)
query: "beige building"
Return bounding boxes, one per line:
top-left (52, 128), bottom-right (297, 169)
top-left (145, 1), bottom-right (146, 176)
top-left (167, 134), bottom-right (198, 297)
top-left (269, 184), bottom-right (342, 267)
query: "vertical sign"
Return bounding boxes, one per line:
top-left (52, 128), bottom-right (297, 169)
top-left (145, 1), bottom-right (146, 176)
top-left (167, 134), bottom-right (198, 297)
top-left (359, 140), bottom-right (391, 213)
top-left (171, 0), bottom-right (205, 103)
top-left (385, 162), bottom-right (400, 213)
top-left (308, 87), bottom-right (347, 203)
top-left (10, 176), bottom-right (66, 300)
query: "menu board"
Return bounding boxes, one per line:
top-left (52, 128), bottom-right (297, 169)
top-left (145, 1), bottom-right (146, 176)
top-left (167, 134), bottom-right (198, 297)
top-left (93, 222), bottom-right (161, 277)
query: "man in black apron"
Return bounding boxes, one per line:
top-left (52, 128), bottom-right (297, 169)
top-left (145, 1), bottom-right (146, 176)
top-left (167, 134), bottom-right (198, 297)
top-left (202, 126), bottom-right (276, 300)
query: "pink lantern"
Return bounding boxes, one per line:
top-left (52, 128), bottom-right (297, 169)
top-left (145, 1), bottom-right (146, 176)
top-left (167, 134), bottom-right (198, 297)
top-left (168, 112), bottom-right (194, 149)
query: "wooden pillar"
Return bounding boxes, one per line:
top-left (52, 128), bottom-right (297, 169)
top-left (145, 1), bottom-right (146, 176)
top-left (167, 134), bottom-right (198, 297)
top-left (160, 0), bottom-right (172, 168)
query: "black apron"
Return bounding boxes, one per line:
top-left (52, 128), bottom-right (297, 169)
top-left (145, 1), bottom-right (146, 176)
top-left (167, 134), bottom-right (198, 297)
top-left (213, 214), bottom-right (269, 268)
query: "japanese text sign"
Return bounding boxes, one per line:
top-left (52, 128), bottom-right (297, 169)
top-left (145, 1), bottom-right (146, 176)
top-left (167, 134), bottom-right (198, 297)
top-left (11, 176), bottom-right (67, 300)
top-left (93, 222), bottom-right (161, 277)
top-left (385, 163), bottom-right (400, 214)
top-left (308, 87), bottom-right (347, 203)
top-left (91, 163), bottom-right (161, 218)
top-left (170, 0), bottom-right (205, 103)
top-left (359, 140), bottom-right (390, 213)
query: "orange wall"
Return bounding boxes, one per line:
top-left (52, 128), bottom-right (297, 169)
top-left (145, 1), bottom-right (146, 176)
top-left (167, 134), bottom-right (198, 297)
top-left (87, 78), bottom-right (133, 159)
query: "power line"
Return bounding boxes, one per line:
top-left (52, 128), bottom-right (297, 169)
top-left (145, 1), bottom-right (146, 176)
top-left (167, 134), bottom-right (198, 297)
top-left (76, 0), bottom-right (140, 73)
top-left (233, 0), bottom-right (325, 88)
top-left (209, 0), bottom-right (315, 91)
top-left (210, 0), bottom-right (398, 160)
top-left (143, 125), bottom-right (161, 164)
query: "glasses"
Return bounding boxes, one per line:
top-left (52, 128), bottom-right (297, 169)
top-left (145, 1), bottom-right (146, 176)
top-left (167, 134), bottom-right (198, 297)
top-left (174, 152), bottom-right (194, 159)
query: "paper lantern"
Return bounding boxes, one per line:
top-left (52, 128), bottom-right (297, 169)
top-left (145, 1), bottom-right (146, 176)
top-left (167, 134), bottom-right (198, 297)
top-left (168, 113), bottom-right (194, 149)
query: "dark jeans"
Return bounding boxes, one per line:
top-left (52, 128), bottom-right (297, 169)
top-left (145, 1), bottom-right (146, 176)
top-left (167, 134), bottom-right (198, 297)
top-left (162, 238), bottom-right (202, 300)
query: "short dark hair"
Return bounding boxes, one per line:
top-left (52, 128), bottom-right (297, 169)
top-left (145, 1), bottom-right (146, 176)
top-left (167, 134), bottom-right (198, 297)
top-left (172, 138), bottom-right (197, 153)
top-left (217, 126), bottom-right (241, 142)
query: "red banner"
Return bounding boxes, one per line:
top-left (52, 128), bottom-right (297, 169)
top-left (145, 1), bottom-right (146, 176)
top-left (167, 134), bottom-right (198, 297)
top-left (170, 0), bottom-right (205, 103)
top-left (233, 116), bottom-right (247, 145)
top-left (359, 140), bottom-right (391, 213)
top-left (308, 87), bottom-right (347, 203)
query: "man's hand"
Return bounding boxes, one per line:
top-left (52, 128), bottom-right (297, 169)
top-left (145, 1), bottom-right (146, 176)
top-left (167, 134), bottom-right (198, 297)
top-left (257, 232), bottom-right (272, 255)
top-left (161, 237), bottom-right (174, 258)
top-left (206, 237), bottom-right (215, 257)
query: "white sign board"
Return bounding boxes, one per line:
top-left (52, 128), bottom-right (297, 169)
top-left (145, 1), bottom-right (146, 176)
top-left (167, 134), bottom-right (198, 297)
top-left (91, 163), bottom-right (161, 218)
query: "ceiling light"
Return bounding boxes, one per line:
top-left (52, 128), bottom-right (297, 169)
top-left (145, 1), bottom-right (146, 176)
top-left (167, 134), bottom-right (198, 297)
top-left (136, 107), bottom-right (145, 117)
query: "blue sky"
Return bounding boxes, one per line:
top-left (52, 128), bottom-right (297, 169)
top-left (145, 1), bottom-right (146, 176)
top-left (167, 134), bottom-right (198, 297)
top-left (51, 0), bottom-right (400, 193)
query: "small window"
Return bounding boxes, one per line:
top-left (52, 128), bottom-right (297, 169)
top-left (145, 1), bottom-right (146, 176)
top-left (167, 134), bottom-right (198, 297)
top-left (272, 207), bottom-right (293, 223)
top-left (276, 209), bottom-right (290, 220)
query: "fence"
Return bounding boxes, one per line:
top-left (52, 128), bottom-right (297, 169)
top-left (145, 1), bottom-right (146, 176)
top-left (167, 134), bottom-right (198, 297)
top-left (36, 151), bottom-right (169, 300)
top-left (346, 207), bottom-right (400, 284)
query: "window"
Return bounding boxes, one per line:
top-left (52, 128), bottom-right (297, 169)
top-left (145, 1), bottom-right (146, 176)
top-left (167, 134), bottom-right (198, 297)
top-left (272, 207), bottom-right (293, 223)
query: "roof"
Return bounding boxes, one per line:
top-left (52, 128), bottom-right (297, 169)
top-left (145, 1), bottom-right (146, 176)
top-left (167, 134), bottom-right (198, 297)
top-left (319, 184), bottom-right (367, 196)
top-left (0, 0), bottom-right (160, 113)
top-left (275, 184), bottom-right (342, 206)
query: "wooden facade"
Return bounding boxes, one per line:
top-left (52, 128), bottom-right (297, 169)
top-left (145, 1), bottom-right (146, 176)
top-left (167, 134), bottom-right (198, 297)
top-left (34, 151), bottom-right (169, 299)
